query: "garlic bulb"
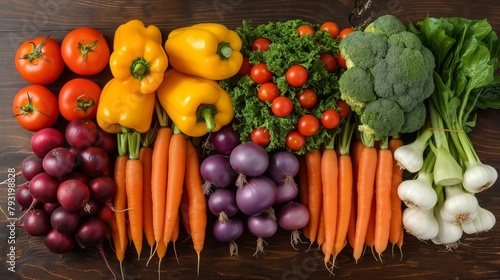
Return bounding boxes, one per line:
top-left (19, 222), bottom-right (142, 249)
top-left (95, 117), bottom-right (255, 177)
top-left (402, 207), bottom-right (439, 241)
top-left (440, 185), bottom-right (478, 224)
top-left (397, 172), bottom-right (437, 211)
top-left (462, 161), bottom-right (498, 193)
top-left (461, 206), bottom-right (496, 234)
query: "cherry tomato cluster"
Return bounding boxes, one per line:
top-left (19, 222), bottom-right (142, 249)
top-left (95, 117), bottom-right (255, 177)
top-left (13, 27), bottom-right (110, 131)
top-left (240, 21), bottom-right (353, 151)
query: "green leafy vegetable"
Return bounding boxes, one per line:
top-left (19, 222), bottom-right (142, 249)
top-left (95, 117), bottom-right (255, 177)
top-left (220, 20), bottom-right (342, 154)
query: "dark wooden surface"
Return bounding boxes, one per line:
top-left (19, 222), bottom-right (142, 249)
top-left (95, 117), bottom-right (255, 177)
top-left (1, 1), bottom-right (500, 279)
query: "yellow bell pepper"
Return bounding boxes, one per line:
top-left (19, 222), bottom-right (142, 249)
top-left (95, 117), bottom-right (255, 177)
top-left (110, 20), bottom-right (169, 95)
top-left (96, 78), bottom-right (155, 134)
top-left (156, 69), bottom-right (234, 137)
top-left (164, 23), bottom-right (243, 80)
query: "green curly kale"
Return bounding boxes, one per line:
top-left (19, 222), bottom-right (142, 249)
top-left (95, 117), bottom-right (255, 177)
top-left (220, 20), bottom-right (342, 154)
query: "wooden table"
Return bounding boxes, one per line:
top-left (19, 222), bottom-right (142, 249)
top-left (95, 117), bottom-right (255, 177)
top-left (1, 0), bottom-right (499, 279)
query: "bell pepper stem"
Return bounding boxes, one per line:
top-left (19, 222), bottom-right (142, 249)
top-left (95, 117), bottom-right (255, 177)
top-left (130, 57), bottom-right (151, 80)
top-left (198, 105), bottom-right (216, 133)
top-left (217, 42), bottom-right (233, 60)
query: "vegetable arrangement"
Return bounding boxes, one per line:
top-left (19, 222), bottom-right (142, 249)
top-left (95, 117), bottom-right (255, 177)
top-left (6, 11), bottom-right (500, 280)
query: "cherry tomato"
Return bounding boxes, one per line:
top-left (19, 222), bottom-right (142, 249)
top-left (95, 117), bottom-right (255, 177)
top-left (337, 51), bottom-right (347, 69)
top-left (238, 56), bottom-right (252, 76)
top-left (286, 65), bottom-right (308, 87)
top-left (339, 27), bottom-right (356, 41)
top-left (250, 63), bottom-right (273, 84)
top-left (320, 21), bottom-right (340, 39)
top-left (12, 85), bottom-right (59, 131)
top-left (297, 25), bottom-right (315, 37)
top-left (250, 127), bottom-right (271, 147)
top-left (61, 27), bottom-right (110, 75)
top-left (337, 100), bottom-right (351, 119)
top-left (297, 114), bottom-right (320, 137)
top-left (320, 53), bottom-right (337, 72)
top-left (258, 82), bottom-right (280, 102)
top-left (252, 38), bottom-right (271, 51)
top-left (297, 88), bottom-right (317, 109)
top-left (271, 96), bottom-right (293, 117)
top-left (286, 130), bottom-right (305, 151)
top-left (321, 109), bottom-right (341, 129)
top-left (15, 36), bottom-right (64, 85)
top-left (59, 78), bottom-right (102, 121)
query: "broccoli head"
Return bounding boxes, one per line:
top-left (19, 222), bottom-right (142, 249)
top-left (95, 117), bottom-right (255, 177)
top-left (364, 14), bottom-right (406, 36)
top-left (372, 43), bottom-right (435, 112)
top-left (338, 67), bottom-right (377, 115)
top-left (359, 98), bottom-right (404, 140)
top-left (339, 31), bottom-right (388, 69)
top-left (338, 14), bottom-right (436, 139)
top-left (400, 101), bottom-right (427, 134)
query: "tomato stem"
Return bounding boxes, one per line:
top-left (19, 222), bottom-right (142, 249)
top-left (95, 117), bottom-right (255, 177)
top-left (197, 105), bottom-right (217, 133)
top-left (13, 93), bottom-right (50, 118)
top-left (75, 94), bottom-right (96, 113)
top-left (20, 35), bottom-right (53, 64)
top-left (78, 35), bottom-right (102, 68)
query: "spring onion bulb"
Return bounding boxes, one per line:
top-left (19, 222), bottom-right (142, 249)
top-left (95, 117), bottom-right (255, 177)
top-left (439, 185), bottom-right (478, 224)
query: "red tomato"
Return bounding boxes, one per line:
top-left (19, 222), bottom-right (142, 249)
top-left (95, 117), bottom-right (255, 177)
top-left (238, 56), bottom-right (252, 76)
top-left (321, 109), bottom-right (341, 129)
top-left (337, 51), bottom-right (347, 69)
top-left (252, 38), bottom-right (271, 51)
top-left (250, 127), bottom-right (271, 147)
top-left (59, 78), bottom-right (102, 121)
top-left (286, 130), bottom-right (305, 151)
top-left (258, 82), bottom-right (280, 102)
top-left (297, 25), bottom-right (315, 37)
top-left (320, 53), bottom-right (337, 72)
top-left (271, 96), bottom-right (293, 117)
top-left (337, 100), bottom-right (351, 119)
top-left (297, 114), bottom-right (320, 136)
top-left (12, 85), bottom-right (59, 131)
top-left (250, 63), bottom-right (273, 84)
top-left (339, 27), bottom-right (356, 41)
top-left (286, 65), bottom-right (308, 87)
top-left (297, 88), bottom-right (317, 109)
top-left (320, 21), bottom-right (340, 39)
top-left (15, 36), bottom-right (64, 85)
top-left (61, 27), bottom-right (110, 75)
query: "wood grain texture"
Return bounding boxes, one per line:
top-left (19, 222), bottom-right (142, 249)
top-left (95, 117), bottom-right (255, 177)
top-left (1, 0), bottom-right (499, 279)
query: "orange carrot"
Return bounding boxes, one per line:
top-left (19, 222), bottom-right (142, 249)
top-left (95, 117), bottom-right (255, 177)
top-left (185, 139), bottom-right (207, 276)
top-left (151, 126), bottom-right (172, 244)
top-left (109, 217), bottom-right (126, 280)
top-left (388, 138), bottom-right (404, 248)
top-left (140, 145), bottom-right (155, 258)
top-left (374, 148), bottom-right (393, 261)
top-left (114, 150), bottom-right (128, 257)
top-left (163, 126), bottom-right (186, 246)
top-left (333, 154), bottom-right (353, 258)
top-left (347, 140), bottom-right (363, 249)
top-left (305, 150), bottom-right (323, 246)
top-left (364, 195), bottom-right (376, 260)
top-left (317, 204), bottom-right (326, 248)
top-left (141, 126), bottom-right (158, 259)
top-left (352, 145), bottom-right (377, 263)
top-left (321, 147), bottom-right (338, 265)
top-left (126, 158), bottom-right (143, 259)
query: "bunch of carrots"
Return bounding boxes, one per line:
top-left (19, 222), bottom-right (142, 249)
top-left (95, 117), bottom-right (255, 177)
top-left (297, 115), bottom-right (405, 274)
top-left (104, 103), bottom-right (207, 280)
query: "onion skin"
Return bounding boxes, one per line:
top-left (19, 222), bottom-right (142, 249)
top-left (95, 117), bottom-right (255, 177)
top-left (230, 142), bottom-right (269, 177)
top-left (236, 176), bottom-right (277, 216)
top-left (200, 155), bottom-right (237, 188)
top-left (278, 202), bottom-right (309, 230)
top-left (267, 151), bottom-right (300, 184)
top-left (212, 217), bottom-right (244, 243)
top-left (211, 125), bottom-right (241, 155)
